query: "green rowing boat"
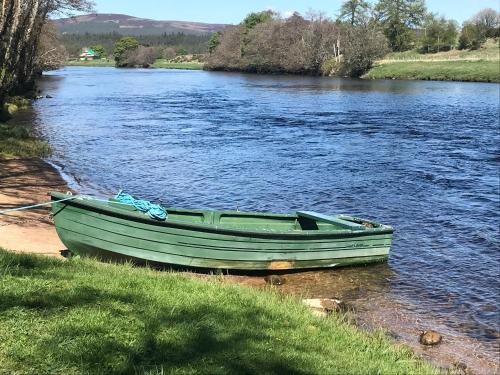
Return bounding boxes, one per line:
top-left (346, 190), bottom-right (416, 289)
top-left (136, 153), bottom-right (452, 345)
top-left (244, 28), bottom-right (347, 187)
top-left (51, 192), bottom-right (393, 270)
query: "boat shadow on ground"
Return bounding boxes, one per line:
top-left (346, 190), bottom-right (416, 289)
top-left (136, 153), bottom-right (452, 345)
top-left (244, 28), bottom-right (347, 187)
top-left (60, 248), bottom-right (394, 278)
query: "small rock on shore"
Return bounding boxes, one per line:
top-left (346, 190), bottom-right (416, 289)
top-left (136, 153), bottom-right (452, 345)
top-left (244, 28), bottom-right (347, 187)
top-left (264, 275), bottom-right (285, 286)
top-left (419, 330), bottom-right (442, 346)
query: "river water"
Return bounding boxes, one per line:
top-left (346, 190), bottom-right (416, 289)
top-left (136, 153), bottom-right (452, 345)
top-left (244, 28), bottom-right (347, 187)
top-left (33, 67), bottom-right (499, 370)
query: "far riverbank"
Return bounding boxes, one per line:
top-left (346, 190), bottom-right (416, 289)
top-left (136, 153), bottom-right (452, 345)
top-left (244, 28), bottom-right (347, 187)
top-left (65, 38), bottom-right (499, 83)
top-left (66, 58), bottom-right (203, 70)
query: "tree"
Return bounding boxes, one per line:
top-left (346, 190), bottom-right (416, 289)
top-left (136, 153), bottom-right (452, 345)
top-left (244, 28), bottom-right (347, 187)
top-left (472, 8), bottom-right (500, 38)
top-left (458, 8), bottom-right (499, 50)
top-left (375, 0), bottom-right (427, 51)
top-left (243, 11), bottom-right (274, 29)
top-left (338, 0), bottom-right (371, 25)
top-left (204, 26), bottom-right (243, 71)
top-left (162, 47), bottom-right (176, 60)
top-left (0, 0), bottom-right (93, 106)
top-left (341, 23), bottom-right (389, 76)
top-left (176, 48), bottom-right (188, 56)
top-left (123, 46), bottom-right (157, 68)
top-left (35, 22), bottom-right (68, 73)
top-left (458, 23), bottom-right (482, 50)
top-left (420, 14), bottom-right (458, 53)
top-left (113, 37), bottom-right (139, 67)
top-left (207, 31), bottom-right (221, 54)
top-left (89, 44), bottom-right (105, 58)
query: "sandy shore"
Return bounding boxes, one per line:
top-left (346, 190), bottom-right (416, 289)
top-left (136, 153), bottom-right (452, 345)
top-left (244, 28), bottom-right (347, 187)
top-left (0, 158), bottom-right (69, 256)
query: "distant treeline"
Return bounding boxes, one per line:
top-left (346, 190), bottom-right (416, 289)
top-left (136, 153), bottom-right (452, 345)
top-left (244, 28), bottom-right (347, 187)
top-left (61, 32), bottom-right (211, 57)
top-left (205, 11), bottom-right (388, 77)
top-left (206, 1), bottom-right (500, 77)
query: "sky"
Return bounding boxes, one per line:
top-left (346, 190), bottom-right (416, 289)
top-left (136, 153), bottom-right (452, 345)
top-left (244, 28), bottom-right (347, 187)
top-left (87, 0), bottom-right (499, 24)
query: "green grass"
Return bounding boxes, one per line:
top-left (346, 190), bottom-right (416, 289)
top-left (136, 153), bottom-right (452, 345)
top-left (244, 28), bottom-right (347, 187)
top-left (364, 60), bottom-right (500, 82)
top-left (66, 59), bottom-right (204, 70)
top-left (0, 249), bottom-right (440, 375)
top-left (0, 122), bottom-right (51, 158)
top-left (380, 39), bottom-right (499, 62)
top-left (65, 59), bottom-right (115, 67)
top-left (151, 60), bottom-right (204, 70)
top-left (365, 39), bottom-right (500, 82)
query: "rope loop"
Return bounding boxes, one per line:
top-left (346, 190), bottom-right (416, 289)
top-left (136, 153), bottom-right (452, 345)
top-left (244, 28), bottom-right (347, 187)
top-left (114, 191), bottom-right (167, 221)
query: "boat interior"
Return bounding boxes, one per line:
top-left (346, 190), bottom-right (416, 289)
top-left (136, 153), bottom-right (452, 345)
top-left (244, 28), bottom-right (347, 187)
top-left (103, 198), bottom-right (381, 232)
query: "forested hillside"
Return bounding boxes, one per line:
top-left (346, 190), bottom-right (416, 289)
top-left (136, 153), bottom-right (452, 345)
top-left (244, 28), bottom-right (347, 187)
top-left (53, 13), bottom-right (227, 35)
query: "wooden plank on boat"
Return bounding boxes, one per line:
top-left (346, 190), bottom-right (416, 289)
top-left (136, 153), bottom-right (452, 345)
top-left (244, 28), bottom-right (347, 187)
top-left (296, 211), bottom-right (366, 230)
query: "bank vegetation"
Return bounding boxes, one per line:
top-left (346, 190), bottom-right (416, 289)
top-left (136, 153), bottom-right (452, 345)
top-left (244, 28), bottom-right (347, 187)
top-left (205, 2), bottom-right (499, 78)
top-left (0, 249), bottom-right (440, 375)
top-left (205, 11), bottom-right (389, 77)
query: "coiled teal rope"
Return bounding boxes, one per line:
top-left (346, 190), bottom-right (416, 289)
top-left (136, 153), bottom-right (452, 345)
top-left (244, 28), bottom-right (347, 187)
top-left (115, 191), bottom-right (167, 221)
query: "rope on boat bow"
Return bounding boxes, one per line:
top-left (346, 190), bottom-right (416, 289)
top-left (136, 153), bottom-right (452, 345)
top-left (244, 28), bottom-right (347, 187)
top-left (0, 195), bottom-right (78, 215)
top-left (0, 192), bottom-right (167, 222)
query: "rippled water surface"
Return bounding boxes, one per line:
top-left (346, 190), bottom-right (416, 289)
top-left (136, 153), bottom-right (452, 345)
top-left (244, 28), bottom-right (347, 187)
top-left (35, 67), bottom-right (499, 355)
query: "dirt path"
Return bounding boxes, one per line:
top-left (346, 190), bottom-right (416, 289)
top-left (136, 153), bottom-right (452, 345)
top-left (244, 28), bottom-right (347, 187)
top-left (0, 158), bottom-right (68, 256)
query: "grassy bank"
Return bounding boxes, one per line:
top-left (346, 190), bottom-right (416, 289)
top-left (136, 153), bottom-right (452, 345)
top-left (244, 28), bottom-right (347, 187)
top-left (364, 60), bottom-right (500, 82)
top-left (0, 122), bottom-right (50, 158)
top-left (0, 249), bottom-right (439, 375)
top-left (65, 59), bottom-right (115, 67)
top-left (0, 99), bottom-right (51, 158)
top-left (66, 59), bottom-right (204, 70)
top-left (151, 60), bottom-right (203, 70)
top-left (364, 39), bottom-right (500, 82)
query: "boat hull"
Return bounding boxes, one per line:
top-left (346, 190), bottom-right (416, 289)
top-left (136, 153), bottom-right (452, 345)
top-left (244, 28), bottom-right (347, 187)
top-left (52, 195), bottom-right (393, 270)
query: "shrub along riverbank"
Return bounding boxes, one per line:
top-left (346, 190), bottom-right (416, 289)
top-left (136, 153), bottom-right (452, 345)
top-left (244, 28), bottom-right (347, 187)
top-left (0, 249), bottom-right (440, 375)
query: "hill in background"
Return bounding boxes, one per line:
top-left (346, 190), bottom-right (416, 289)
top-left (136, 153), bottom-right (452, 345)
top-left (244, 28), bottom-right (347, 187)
top-left (53, 13), bottom-right (228, 35)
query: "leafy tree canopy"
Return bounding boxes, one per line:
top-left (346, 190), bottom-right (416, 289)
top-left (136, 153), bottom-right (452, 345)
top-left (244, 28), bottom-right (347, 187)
top-left (338, 0), bottom-right (371, 26)
top-left (208, 32), bottom-right (221, 54)
top-left (113, 37), bottom-right (139, 66)
top-left (420, 13), bottom-right (458, 53)
top-left (89, 44), bottom-right (106, 57)
top-left (243, 11), bottom-right (274, 29)
top-left (375, 0), bottom-right (427, 51)
top-left (458, 8), bottom-right (499, 50)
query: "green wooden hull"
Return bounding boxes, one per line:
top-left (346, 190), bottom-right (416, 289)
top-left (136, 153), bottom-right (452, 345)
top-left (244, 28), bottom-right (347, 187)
top-left (51, 192), bottom-right (393, 270)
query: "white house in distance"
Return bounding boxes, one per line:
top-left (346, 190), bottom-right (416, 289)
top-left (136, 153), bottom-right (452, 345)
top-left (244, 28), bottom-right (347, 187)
top-left (79, 48), bottom-right (99, 60)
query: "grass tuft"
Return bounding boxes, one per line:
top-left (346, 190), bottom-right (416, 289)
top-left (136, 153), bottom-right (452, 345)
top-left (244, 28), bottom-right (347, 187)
top-left (0, 122), bottom-right (51, 158)
top-left (0, 249), bottom-right (440, 375)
